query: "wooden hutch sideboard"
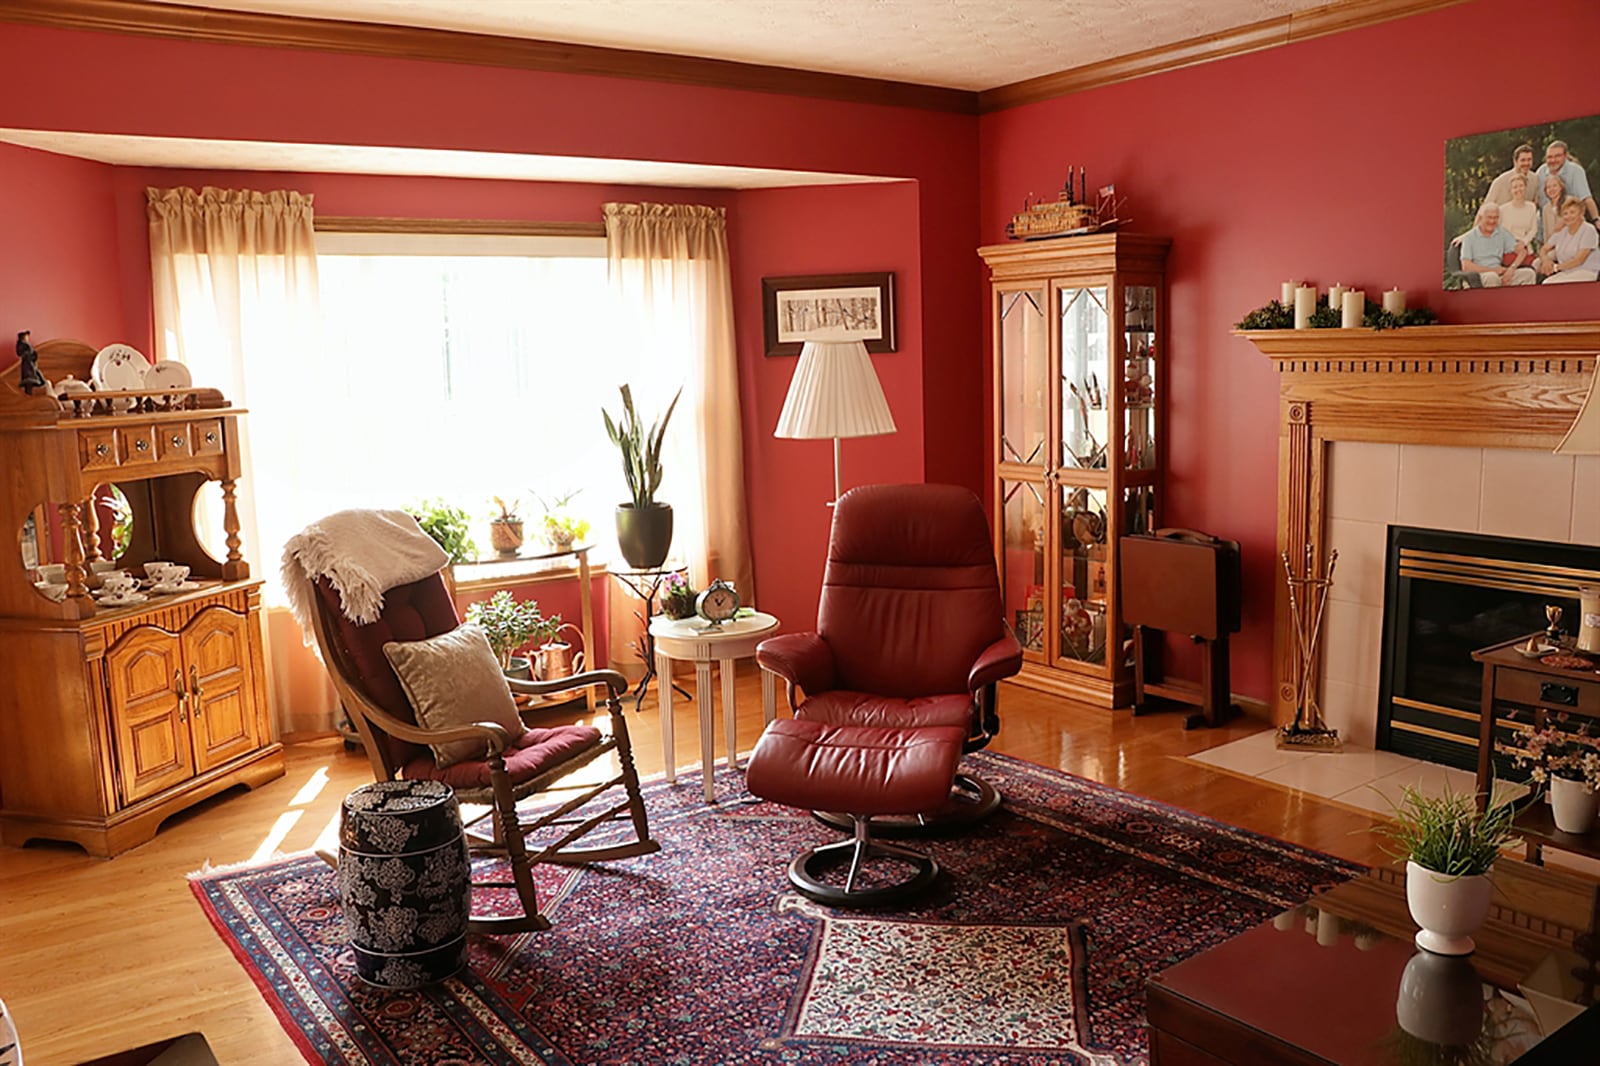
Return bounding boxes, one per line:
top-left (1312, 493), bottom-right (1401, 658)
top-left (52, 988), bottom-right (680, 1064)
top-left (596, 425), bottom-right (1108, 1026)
top-left (0, 339), bottom-right (283, 857)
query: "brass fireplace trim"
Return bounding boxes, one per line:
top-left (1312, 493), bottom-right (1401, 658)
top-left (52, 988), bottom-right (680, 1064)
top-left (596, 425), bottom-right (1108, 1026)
top-left (1239, 320), bottom-right (1600, 724)
top-left (1398, 547), bottom-right (1600, 601)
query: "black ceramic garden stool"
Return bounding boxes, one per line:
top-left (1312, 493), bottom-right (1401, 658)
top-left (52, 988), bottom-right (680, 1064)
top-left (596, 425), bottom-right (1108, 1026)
top-left (338, 779), bottom-right (471, 988)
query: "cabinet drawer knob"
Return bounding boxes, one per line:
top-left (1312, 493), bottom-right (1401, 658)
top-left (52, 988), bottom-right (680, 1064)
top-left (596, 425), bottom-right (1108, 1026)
top-left (204, 431), bottom-right (218, 444)
top-left (95, 443), bottom-right (110, 457)
top-left (134, 439), bottom-right (149, 453)
top-left (1541, 682), bottom-right (1579, 707)
top-left (171, 434), bottom-right (185, 447)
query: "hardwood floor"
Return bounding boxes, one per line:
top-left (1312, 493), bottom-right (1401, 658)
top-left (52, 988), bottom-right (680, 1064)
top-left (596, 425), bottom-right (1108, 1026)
top-left (0, 668), bottom-right (1391, 1065)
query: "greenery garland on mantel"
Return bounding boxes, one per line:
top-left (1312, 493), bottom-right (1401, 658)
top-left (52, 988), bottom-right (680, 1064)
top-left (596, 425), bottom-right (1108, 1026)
top-left (1236, 297), bottom-right (1439, 332)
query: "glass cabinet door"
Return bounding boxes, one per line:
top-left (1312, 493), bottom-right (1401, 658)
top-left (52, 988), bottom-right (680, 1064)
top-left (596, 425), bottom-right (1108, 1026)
top-left (1059, 286), bottom-right (1109, 471)
top-left (1057, 484), bottom-right (1110, 665)
top-left (999, 479), bottom-right (1046, 656)
top-left (998, 289), bottom-right (1048, 470)
top-left (1122, 284), bottom-right (1157, 472)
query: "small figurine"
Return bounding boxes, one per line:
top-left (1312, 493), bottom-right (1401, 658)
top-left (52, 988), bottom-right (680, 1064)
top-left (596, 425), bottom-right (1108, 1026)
top-left (1546, 604), bottom-right (1564, 644)
top-left (16, 331), bottom-right (45, 395)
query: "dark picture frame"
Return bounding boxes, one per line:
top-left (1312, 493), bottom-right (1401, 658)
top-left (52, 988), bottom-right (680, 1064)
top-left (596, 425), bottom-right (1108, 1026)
top-left (761, 272), bottom-right (896, 357)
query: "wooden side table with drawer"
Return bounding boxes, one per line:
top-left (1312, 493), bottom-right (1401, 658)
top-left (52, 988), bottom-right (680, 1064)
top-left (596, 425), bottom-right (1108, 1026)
top-left (1472, 635), bottom-right (1600, 864)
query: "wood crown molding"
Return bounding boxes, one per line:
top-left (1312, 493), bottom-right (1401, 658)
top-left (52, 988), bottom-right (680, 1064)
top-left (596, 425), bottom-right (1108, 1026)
top-left (0, 0), bottom-right (978, 114)
top-left (978, 0), bottom-right (1473, 112)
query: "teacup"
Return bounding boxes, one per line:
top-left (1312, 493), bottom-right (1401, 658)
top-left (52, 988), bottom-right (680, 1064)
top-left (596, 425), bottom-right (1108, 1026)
top-left (34, 581), bottom-right (67, 602)
top-left (101, 573), bottom-right (138, 595)
top-left (38, 563), bottom-right (66, 584)
top-left (152, 564), bottom-right (191, 587)
top-left (144, 561), bottom-right (175, 580)
top-left (89, 559), bottom-right (118, 574)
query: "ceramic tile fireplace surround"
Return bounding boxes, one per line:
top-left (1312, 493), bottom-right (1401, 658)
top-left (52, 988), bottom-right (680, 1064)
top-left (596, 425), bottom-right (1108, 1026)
top-left (1239, 322), bottom-right (1599, 771)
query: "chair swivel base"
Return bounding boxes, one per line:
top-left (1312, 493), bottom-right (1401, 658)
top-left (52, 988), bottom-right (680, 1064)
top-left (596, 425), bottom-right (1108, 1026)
top-left (813, 772), bottom-right (1000, 838)
top-left (788, 828), bottom-right (940, 907)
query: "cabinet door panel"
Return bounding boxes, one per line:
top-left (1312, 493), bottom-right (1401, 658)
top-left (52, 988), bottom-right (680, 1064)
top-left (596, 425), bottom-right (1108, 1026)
top-left (106, 627), bottom-right (192, 803)
top-left (183, 607), bottom-right (261, 771)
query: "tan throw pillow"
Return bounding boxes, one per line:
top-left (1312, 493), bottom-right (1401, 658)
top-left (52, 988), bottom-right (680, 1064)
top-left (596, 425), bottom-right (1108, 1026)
top-left (382, 622), bottom-right (528, 769)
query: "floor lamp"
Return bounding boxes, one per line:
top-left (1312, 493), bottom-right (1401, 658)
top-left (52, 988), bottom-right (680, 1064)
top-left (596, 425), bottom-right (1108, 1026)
top-left (775, 340), bottom-right (896, 503)
top-left (1557, 372), bottom-right (1599, 653)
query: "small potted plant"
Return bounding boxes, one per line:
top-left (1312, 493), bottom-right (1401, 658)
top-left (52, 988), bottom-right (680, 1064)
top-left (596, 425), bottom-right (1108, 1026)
top-left (602, 384), bottom-right (680, 569)
top-left (1371, 784), bottom-right (1520, 956)
top-left (465, 589), bottom-right (546, 679)
top-left (1501, 712), bottom-right (1600, 834)
top-left (534, 489), bottom-right (591, 552)
top-left (411, 498), bottom-right (478, 564)
top-left (660, 572), bottom-right (697, 620)
top-left (488, 496), bottom-right (525, 558)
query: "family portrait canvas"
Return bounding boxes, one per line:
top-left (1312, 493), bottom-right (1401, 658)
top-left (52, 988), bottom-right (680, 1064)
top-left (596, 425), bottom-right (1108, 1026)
top-left (1443, 112), bottom-right (1600, 289)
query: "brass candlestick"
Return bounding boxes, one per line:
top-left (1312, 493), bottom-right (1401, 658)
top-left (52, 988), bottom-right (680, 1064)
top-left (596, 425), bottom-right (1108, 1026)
top-left (1278, 543), bottom-right (1343, 752)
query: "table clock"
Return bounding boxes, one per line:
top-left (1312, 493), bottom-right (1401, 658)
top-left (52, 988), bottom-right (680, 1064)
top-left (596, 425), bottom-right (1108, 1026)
top-left (695, 579), bottom-right (740, 627)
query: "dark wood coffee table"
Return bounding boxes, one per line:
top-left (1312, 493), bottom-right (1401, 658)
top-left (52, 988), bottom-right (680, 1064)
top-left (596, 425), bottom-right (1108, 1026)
top-left (1146, 860), bottom-right (1600, 1064)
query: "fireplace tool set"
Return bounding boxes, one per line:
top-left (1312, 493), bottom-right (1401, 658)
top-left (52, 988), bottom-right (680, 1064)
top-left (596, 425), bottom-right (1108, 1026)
top-left (1278, 543), bottom-right (1343, 752)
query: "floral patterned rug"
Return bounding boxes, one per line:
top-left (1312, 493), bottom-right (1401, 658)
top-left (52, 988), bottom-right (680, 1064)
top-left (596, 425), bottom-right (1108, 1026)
top-left (192, 751), bottom-right (1362, 1065)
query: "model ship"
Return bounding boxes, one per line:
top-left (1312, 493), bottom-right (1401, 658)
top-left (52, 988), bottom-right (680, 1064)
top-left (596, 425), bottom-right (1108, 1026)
top-left (1007, 167), bottom-right (1125, 241)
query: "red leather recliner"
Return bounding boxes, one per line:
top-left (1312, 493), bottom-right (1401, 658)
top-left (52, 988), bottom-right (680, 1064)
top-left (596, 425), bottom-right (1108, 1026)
top-left (746, 484), bottom-right (1022, 905)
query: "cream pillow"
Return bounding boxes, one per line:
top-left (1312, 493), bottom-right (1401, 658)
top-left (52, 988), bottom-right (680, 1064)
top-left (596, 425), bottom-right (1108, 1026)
top-left (382, 622), bottom-right (527, 768)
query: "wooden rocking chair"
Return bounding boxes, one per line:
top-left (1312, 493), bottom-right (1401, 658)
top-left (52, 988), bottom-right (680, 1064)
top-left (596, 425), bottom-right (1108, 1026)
top-left (307, 570), bottom-right (659, 935)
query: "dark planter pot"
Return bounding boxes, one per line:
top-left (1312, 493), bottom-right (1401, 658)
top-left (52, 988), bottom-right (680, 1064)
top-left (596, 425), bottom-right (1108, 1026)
top-left (615, 503), bottom-right (673, 569)
top-left (504, 656), bottom-right (534, 681)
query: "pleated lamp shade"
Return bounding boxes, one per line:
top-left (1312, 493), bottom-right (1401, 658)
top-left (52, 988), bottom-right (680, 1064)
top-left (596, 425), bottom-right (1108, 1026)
top-left (1555, 374), bottom-right (1600, 455)
top-left (775, 341), bottom-right (896, 440)
top-left (775, 340), bottom-right (895, 502)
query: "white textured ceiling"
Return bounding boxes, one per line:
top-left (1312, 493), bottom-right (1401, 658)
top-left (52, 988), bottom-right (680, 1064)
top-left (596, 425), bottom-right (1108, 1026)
top-left (152, 0), bottom-right (1333, 91)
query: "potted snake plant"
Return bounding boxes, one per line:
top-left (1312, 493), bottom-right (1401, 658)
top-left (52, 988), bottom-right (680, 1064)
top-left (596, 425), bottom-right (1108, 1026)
top-left (602, 384), bottom-right (680, 569)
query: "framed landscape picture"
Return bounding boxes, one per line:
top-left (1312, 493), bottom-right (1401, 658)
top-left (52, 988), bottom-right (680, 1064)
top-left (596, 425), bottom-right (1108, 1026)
top-left (762, 272), bottom-right (896, 356)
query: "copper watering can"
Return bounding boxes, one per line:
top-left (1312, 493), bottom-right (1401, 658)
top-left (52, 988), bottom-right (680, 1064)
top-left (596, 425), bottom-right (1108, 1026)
top-left (537, 623), bottom-right (585, 680)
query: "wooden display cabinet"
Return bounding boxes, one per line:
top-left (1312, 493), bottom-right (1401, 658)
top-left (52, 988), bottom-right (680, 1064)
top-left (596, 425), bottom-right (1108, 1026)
top-left (979, 234), bottom-right (1170, 707)
top-left (0, 339), bottom-right (283, 857)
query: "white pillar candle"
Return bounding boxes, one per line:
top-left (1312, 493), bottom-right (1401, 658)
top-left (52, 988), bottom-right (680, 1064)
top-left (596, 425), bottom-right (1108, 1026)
top-left (1281, 280), bottom-right (1300, 306)
top-left (1293, 285), bottom-right (1317, 329)
top-left (1316, 912), bottom-right (1342, 947)
top-left (1341, 289), bottom-right (1365, 328)
top-left (1327, 283), bottom-right (1346, 311)
top-left (1383, 288), bottom-right (1406, 315)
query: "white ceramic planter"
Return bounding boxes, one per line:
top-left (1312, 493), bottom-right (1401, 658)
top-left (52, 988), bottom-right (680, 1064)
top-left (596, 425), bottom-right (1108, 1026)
top-left (1406, 860), bottom-right (1493, 956)
top-left (1549, 775), bottom-right (1598, 835)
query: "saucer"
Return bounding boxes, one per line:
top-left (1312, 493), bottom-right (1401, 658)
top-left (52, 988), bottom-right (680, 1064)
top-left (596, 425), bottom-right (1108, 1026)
top-left (147, 580), bottom-right (202, 595)
top-left (97, 592), bottom-right (148, 607)
top-left (1514, 643), bottom-right (1560, 659)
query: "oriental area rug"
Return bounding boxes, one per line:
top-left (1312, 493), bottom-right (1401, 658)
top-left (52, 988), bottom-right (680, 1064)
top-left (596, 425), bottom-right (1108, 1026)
top-left (192, 751), bottom-right (1362, 1066)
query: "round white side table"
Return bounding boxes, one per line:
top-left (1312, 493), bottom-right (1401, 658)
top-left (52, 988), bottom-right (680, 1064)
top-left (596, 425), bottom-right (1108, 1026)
top-left (648, 611), bottom-right (780, 801)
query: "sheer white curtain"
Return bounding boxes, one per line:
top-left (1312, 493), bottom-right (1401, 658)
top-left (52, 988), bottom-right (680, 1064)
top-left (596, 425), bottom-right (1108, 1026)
top-left (147, 187), bottom-right (337, 736)
top-left (602, 203), bottom-right (754, 598)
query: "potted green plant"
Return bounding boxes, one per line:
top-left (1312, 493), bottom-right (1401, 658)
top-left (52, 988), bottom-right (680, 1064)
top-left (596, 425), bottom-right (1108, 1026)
top-left (602, 384), bottom-right (680, 569)
top-left (1372, 784), bottom-right (1520, 957)
top-left (489, 496), bottom-right (525, 557)
top-left (534, 489), bottom-right (592, 552)
top-left (410, 498), bottom-right (478, 564)
top-left (464, 589), bottom-right (546, 679)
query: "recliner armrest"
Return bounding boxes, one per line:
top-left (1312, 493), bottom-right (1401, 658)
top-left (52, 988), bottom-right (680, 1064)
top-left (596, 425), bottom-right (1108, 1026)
top-left (757, 632), bottom-right (836, 693)
top-left (968, 632), bottom-right (1024, 693)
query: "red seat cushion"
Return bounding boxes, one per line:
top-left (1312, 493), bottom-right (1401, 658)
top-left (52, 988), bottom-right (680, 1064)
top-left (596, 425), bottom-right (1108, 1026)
top-left (796, 690), bottom-right (975, 731)
top-left (746, 718), bottom-right (966, 816)
top-left (400, 725), bottom-right (603, 791)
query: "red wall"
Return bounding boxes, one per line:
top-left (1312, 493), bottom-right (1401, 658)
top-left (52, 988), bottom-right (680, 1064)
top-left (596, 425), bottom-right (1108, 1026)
top-left (979, 0), bottom-right (1600, 702)
top-left (732, 181), bottom-right (927, 627)
top-left (0, 143), bottom-right (125, 367)
top-left (0, 20), bottom-right (980, 642)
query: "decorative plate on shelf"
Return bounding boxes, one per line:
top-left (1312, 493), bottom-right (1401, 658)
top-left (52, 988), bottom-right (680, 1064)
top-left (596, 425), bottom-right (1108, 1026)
top-left (143, 359), bottom-right (192, 398)
top-left (91, 343), bottom-right (151, 392)
top-left (1515, 643), bottom-right (1559, 659)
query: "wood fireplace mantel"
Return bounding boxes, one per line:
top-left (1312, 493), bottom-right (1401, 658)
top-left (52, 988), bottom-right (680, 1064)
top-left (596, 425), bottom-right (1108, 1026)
top-left (1238, 320), bottom-right (1599, 723)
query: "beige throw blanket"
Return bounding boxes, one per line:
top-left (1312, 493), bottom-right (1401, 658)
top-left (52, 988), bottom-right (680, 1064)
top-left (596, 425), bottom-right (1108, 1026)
top-left (282, 509), bottom-right (450, 643)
